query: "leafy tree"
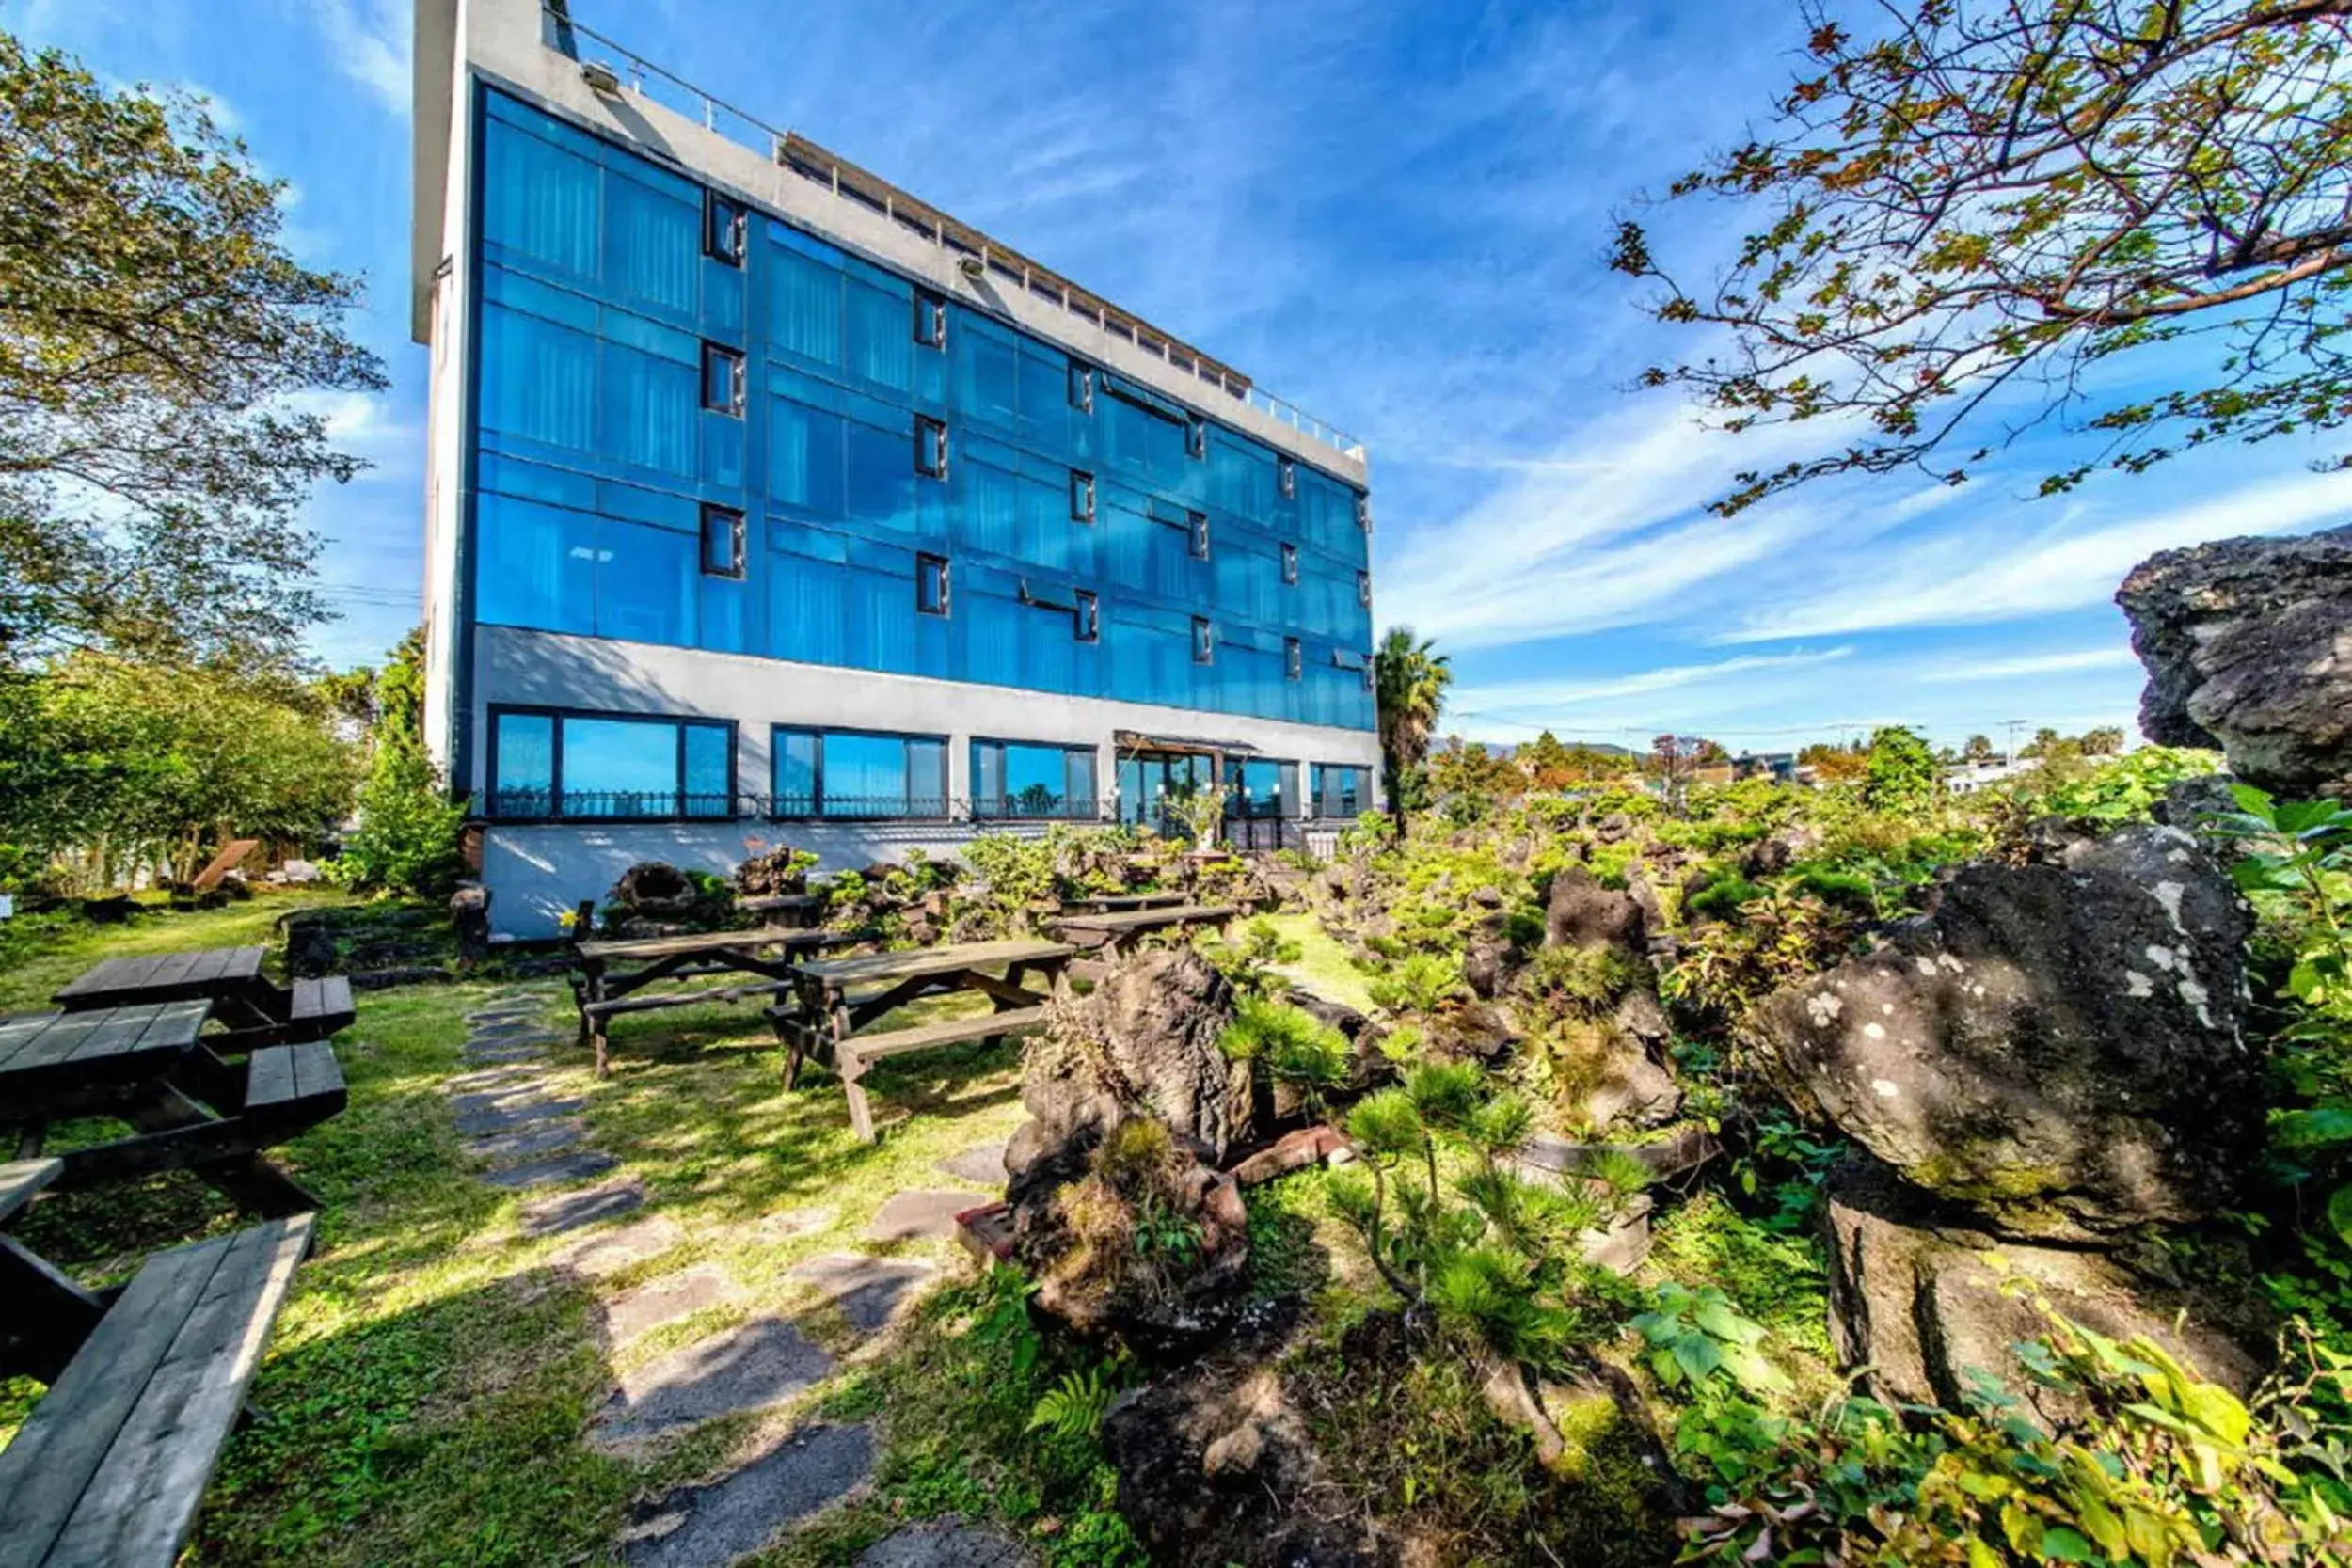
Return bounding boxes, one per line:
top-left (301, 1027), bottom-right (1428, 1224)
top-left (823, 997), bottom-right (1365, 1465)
top-left (1609, 1), bottom-right (2352, 513)
top-left (329, 630), bottom-right (462, 900)
top-left (2080, 724), bottom-right (2127, 756)
top-left (1799, 739), bottom-right (1870, 783)
top-left (1428, 736), bottom-right (1520, 807)
top-left (1517, 729), bottom-right (1573, 790)
top-left (0, 32), bottom-right (383, 666)
top-left (1861, 724), bottom-right (1941, 815)
top-left (1375, 626), bottom-right (1452, 831)
top-left (1963, 734), bottom-right (1996, 764)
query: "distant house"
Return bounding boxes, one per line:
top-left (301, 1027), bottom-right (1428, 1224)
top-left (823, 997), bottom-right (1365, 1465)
top-left (1945, 758), bottom-right (2037, 794)
top-left (1734, 752), bottom-right (1797, 782)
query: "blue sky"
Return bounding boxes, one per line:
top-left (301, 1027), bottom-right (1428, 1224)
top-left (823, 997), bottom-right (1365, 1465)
top-left (14, 0), bottom-right (2346, 753)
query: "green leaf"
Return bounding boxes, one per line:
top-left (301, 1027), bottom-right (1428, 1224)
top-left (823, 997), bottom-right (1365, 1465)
top-left (1670, 1334), bottom-right (1724, 1384)
top-left (2328, 1185), bottom-right (2352, 1253)
top-left (2272, 1107), bottom-right (2352, 1148)
top-left (2038, 1525), bottom-right (2101, 1561)
top-left (1692, 1294), bottom-right (1768, 1347)
top-left (2231, 783), bottom-right (2277, 819)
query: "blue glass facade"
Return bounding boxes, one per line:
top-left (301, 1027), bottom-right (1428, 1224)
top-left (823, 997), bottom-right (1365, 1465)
top-left (466, 88), bottom-right (1375, 734)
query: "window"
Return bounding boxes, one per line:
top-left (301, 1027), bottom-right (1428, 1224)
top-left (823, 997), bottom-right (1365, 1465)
top-left (1188, 509), bottom-right (1210, 560)
top-left (1361, 656), bottom-right (1375, 692)
top-left (1067, 358), bottom-right (1094, 412)
top-left (1185, 416), bottom-right (1207, 460)
top-left (914, 414), bottom-right (948, 478)
top-left (972, 739), bottom-right (1098, 820)
top-left (1232, 758), bottom-right (1291, 819)
top-left (1356, 493), bottom-right (1374, 531)
top-left (489, 707), bottom-right (734, 820)
top-left (704, 189), bottom-right (747, 264)
top-left (1071, 470), bottom-right (1096, 523)
top-left (913, 287), bottom-right (946, 349)
top-left (771, 727), bottom-right (947, 819)
top-left (699, 503), bottom-right (745, 579)
top-left (1285, 637), bottom-right (1302, 681)
top-left (701, 341), bottom-right (745, 416)
top-left (1191, 616), bottom-right (1214, 665)
top-left (1357, 569), bottom-right (1373, 608)
top-left (916, 552), bottom-right (950, 616)
top-left (1310, 764), bottom-right (1368, 820)
top-left (1280, 543), bottom-right (1298, 585)
top-left (1073, 589), bottom-right (1100, 643)
top-left (1278, 455), bottom-right (1296, 499)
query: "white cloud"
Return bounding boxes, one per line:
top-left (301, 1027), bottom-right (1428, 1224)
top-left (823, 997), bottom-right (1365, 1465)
top-left (1917, 646), bottom-right (2138, 683)
top-left (1724, 470), bottom-right (2352, 642)
top-left (307, 0), bottom-right (410, 119)
top-left (1453, 647), bottom-right (1854, 717)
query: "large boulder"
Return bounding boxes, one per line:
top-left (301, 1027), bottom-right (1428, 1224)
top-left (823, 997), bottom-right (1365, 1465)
top-left (2118, 524), bottom-right (2352, 797)
top-left (1751, 825), bottom-right (2256, 1239)
top-left (1007, 949), bottom-right (1249, 1181)
top-left (1823, 1162), bottom-right (2259, 1420)
top-left (1544, 867), bottom-right (1646, 954)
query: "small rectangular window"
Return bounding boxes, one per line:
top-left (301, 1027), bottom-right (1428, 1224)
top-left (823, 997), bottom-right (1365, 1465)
top-left (913, 287), bottom-right (946, 349)
top-left (1279, 543), bottom-right (1298, 585)
top-left (1356, 493), bottom-right (1374, 531)
top-left (701, 341), bottom-right (745, 416)
top-left (1361, 657), bottom-right (1375, 692)
top-left (1188, 509), bottom-right (1209, 561)
top-left (914, 415), bottom-right (948, 479)
top-left (705, 190), bottom-right (747, 264)
top-left (1071, 470), bottom-right (1096, 523)
top-left (1357, 569), bottom-right (1373, 608)
top-left (1278, 456), bottom-right (1296, 499)
top-left (1191, 616), bottom-right (1214, 665)
top-left (1067, 359), bottom-right (1094, 412)
top-left (699, 503), bottom-right (745, 579)
top-left (1285, 637), bottom-right (1302, 681)
top-left (1185, 416), bottom-right (1207, 460)
top-left (1073, 589), bottom-right (1099, 643)
top-left (916, 552), bottom-right (950, 616)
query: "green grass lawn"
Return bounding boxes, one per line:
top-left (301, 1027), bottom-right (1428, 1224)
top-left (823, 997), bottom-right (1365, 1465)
top-left (0, 887), bottom-right (358, 1014)
top-left (1259, 911), bottom-right (1380, 1014)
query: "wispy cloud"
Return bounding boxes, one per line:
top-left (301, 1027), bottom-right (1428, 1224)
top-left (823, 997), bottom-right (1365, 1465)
top-left (1724, 470), bottom-right (2352, 642)
top-left (1917, 646), bottom-right (2138, 683)
top-left (1452, 646), bottom-right (1855, 721)
top-left (304, 0), bottom-right (409, 118)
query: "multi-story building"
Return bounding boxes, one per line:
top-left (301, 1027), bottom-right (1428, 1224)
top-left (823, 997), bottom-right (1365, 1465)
top-left (412, 1), bottom-right (1378, 938)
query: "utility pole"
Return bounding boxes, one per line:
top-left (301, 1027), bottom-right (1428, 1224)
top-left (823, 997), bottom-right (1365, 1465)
top-left (2003, 718), bottom-right (2026, 765)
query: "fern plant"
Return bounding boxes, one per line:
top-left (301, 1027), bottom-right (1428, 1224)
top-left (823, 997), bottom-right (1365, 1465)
top-left (1027, 1364), bottom-right (1120, 1444)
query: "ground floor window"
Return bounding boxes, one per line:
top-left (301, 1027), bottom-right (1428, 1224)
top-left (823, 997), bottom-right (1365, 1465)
top-left (771, 727), bottom-right (948, 819)
top-left (1310, 763), bottom-right (1369, 820)
top-left (972, 739), bottom-right (1098, 820)
top-left (488, 708), bottom-right (735, 820)
top-left (1230, 758), bottom-right (1296, 818)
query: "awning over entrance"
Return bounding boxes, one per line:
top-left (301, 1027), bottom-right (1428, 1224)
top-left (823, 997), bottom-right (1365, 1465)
top-left (1111, 730), bottom-right (1261, 758)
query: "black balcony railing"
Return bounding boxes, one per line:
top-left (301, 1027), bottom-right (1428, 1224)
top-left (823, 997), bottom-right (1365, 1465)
top-left (753, 793), bottom-right (952, 822)
top-left (971, 792), bottom-right (1101, 822)
top-left (487, 788), bottom-right (735, 821)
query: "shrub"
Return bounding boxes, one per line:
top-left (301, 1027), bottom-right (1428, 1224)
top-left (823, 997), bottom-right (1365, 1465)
top-left (326, 749), bottom-right (463, 900)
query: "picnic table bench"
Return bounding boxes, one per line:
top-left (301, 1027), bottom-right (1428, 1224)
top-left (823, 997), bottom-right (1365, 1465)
top-left (771, 939), bottom-right (1075, 1143)
top-left (53, 947), bottom-right (354, 1049)
top-left (1049, 903), bottom-right (1242, 961)
top-left (0, 1190), bottom-right (314, 1568)
top-left (1056, 891), bottom-right (1187, 915)
top-left (0, 1005), bottom-right (344, 1220)
top-left (572, 925), bottom-right (867, 1077)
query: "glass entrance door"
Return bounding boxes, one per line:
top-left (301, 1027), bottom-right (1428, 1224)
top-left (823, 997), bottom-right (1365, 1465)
top-left (1114, 750), bottom-right (1214, 835)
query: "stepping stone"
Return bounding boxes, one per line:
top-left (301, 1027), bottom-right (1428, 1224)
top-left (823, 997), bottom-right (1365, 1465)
top-left (448, 1064), bottom-right (545, 1094)
top-left (469, 1028), bottom-right (566, 1049)
top-left (866, 1191), bottom-right (975, 1243)
top-left (595, 1317), bottom-right (834, 1444)
top-left (481, 1149), bottom-right (618, 1191)
top-left (453, 1092), bottom-right (585, 1136)
top-left (465, 1118), bottom-right (588, 1165)
top-left (471, 1021), bottom-right (562, 1042)
top-left (604, 1263), bottom-right (743, 1343)
top-left (557, 1212), bottom-right (686, 1276)
top-left (521, 1176), bottom-right (645, 1237)
top-left (622, 1423), bottom-right (873, 1567)
top-left (463, 1040), bottom-right (548, 1065)
top-left (787, 1253), bottom-right (935, 1335)
top-left (935, 1143), bottom-right (1008, 1185)
top-left (854, 1521), bottom-right (1036, 1568)
top-left (752, 1206), bottom-right (836, 1244)
top-left (468, 1006), bottom-right (539, 1025)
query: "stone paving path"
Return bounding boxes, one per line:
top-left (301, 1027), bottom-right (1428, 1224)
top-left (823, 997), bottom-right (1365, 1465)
top-left (439, 991), bottom-right (997, 1563)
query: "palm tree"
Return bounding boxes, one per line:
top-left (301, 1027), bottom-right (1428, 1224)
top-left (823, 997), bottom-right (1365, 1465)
top-left (1374, 626), bottom-right (1451, 830)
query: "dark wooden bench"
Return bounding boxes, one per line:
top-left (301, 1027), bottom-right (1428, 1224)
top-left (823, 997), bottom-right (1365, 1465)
top-left (0, 1212), bottom-right (314, 1567)
top-left (45, 1044), bottom-right (345, 1212)
top-left (287, 976), bottom-right (355, 1038)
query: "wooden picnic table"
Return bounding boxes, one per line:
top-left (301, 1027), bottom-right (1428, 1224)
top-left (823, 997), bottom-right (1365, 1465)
top-left (0, 1004), bottom-right (344, 1221)
top-left (0, 1189), bottom-right (314, 1566)
top-left (573, 924), bottom-right (866, 1077)
top-left (53, 946), bottom-right (354, 1046)
top-left (776, 938), bottom-right (1075, 1144)
top-left (1049, 902), bottom-right (1242, 960)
